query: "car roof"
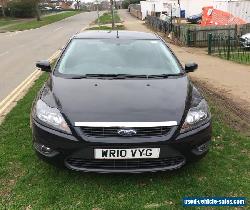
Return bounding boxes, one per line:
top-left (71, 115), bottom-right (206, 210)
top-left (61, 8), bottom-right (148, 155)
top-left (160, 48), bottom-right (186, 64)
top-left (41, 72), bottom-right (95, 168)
top-left (73, 30), bottom-right (159, 40)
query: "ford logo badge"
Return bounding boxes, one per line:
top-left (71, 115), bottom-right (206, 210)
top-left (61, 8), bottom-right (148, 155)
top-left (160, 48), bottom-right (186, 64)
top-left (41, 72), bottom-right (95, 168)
top-left (117, 128), bottom-right (137, 137)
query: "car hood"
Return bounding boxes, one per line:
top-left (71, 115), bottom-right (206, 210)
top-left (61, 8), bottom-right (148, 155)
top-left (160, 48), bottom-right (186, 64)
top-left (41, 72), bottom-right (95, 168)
top-left (42, 76), bottom-right (191, 126)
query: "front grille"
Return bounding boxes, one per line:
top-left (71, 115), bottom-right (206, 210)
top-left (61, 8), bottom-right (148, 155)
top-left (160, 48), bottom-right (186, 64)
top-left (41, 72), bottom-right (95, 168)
top-left (66, 156), bottom-right (185, 171)
top-left (81, 127), bottom-right (172, 137)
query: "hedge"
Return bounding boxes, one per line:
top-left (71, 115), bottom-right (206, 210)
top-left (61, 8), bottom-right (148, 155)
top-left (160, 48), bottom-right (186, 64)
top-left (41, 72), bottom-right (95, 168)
top-left (5, 1), bottom-right (36, 18)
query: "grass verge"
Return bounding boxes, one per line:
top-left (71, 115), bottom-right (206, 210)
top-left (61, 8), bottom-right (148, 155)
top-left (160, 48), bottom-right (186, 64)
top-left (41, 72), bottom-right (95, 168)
top-left (97, 11), bottom-right (120, 25)
top-left (0, 18), bottom-right (24, 28)
top-left (0, 74), bottom-right (249, 209)
top-left (3, 11), bottom-right (79, 32)
top-left (214, 53), bottom-right (250, 65)
top-left (88, 25), bottom-right (125, 30)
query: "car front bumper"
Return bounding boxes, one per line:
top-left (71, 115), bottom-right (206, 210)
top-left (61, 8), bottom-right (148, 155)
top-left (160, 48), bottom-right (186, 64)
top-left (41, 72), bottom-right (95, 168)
top-left (240, 39), bottom-right (250, 48)
top-left (32, 120), bottom-right (212, 173)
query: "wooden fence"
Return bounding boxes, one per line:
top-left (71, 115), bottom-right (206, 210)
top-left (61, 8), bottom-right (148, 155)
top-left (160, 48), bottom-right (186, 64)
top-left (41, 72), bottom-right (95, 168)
top-left (146, 15), bottom-right (250, 47)
top-left (129, 7), bottom-right (142, 20)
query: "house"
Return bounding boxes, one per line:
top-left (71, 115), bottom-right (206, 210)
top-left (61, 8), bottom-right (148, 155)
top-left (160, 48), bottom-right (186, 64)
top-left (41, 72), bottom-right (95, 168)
top-left (140, 0), bottom-right (215, 20)
top-left (213, 0), bottom-right (250, 23)
top-left (139, 0), bottom-right (250, 22)
top-left (59, 1), bottom-right (75, 10)
top-left (44, 0), bottom-right (75, 9)
top-left (140, 0), bottom-right (170, 20)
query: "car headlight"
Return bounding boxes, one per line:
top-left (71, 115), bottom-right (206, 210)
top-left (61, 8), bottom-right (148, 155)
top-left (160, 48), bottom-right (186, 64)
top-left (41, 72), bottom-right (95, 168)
top-left (180, 88), bottom-right (210, 133)
top-left (36, 100), bottom-right (71, 134)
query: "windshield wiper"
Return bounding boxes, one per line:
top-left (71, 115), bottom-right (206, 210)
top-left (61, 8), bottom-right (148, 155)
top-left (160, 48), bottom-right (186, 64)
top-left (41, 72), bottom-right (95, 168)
top-left (113, 74), bottom-right (148, 79)
top-left (83, 74), bottom-right (148, 79)
top-left (68, 75), bottom-right (87, 79)
top-left (67, 73), bottom-right (184, 79)
top-left (147, 73), bottom-right (184, 79)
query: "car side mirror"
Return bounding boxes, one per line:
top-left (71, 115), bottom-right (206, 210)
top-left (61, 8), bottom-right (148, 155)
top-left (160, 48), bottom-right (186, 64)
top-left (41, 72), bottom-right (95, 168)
top-left (36, 60), bottom-right (51, 72)
top-left (185, 62), bottom-right (198, 73)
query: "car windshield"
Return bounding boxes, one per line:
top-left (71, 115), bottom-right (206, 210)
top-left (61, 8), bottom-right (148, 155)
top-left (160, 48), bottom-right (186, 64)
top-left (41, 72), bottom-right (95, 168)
top-left (56, 39), bottom-right (182, 76)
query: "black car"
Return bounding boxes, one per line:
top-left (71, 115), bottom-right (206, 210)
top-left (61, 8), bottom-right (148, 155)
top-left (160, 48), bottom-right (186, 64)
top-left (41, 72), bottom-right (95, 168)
top-left (32, 31), bottom-right (211, 173)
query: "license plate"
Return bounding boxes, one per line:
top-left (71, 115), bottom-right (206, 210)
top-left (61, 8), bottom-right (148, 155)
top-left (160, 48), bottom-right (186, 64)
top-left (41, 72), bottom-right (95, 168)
top-left (94, 148), bottom-right (160, 159)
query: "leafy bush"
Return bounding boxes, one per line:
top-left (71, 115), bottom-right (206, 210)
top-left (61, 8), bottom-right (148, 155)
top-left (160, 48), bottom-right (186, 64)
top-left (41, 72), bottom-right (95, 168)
top-left (5, 0), bottom-right (36, 18)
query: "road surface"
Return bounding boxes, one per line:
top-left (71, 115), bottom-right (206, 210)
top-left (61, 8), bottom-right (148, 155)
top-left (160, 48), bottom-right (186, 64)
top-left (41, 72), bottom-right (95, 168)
top-left (0, 11), bottom-right (98, 101)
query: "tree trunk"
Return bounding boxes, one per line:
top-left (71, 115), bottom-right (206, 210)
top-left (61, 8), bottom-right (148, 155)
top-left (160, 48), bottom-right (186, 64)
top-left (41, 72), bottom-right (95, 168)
top-left (35, 0), bottom-right (41, 21)
top-left (110, 0), bottom-right (115, 29)
top-left (1, 0), bottom-right (6, 17)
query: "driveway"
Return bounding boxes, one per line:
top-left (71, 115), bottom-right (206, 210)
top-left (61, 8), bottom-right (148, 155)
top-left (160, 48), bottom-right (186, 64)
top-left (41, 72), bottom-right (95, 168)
top-left (0, 11), bottom-right (98, 102)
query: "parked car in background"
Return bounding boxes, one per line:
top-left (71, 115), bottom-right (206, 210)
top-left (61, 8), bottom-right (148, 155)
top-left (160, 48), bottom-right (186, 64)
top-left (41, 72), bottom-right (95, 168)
top-left (44, 6), bottom-right (53, 10)
top-left (240, 33), bottom-right (250, 48)
top-left (32, 31), bottom-right (212, 173)
top-left (187, 13), bottom-right (202, 24)
top-left (55, 6), bottom-right (62, 10)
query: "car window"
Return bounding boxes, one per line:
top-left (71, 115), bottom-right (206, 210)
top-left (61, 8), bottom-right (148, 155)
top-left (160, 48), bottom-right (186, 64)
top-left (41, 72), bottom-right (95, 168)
top-left (56, 39), bottom-right (182, 76)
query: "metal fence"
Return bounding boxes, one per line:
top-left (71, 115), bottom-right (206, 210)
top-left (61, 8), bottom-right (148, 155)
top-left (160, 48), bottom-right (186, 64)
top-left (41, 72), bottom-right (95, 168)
top-left (146, 15), bottom-right (188, 45)
top-left (146, 15), bottom-right (250, 47)
top-left (208, 33), bottom-right (250, 65)
top-left (187, 25), bottom-right (237, 47)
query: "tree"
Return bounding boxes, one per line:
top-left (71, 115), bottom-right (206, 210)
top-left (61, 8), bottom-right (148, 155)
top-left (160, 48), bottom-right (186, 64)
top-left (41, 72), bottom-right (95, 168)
top-left (29, 0), bottom-right (41, 21)
top-left (0, 0), bottom-right (7, 17)
top-left (21, 0), bottom-right (41, 20)
top-left (34, 0), bottom-right (41, 21)
top-left (110, 0), bottom-right (114, 29)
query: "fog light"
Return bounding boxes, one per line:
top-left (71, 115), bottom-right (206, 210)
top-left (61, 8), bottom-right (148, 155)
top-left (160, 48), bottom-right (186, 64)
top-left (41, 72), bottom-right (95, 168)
top-left (192, 141), bottom-right (210, 155)
top-left (41, 145), bottom-right (52, 154)
top-left (34, 142), bottom-right (59, 157)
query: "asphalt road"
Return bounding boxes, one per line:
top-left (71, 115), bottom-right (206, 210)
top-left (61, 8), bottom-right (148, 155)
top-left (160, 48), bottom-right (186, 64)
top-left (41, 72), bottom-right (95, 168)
top-left (0, 11), bottom-right (98, 102)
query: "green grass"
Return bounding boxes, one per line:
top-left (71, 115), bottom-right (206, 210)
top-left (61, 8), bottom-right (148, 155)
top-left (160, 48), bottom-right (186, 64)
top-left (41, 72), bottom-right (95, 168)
top-left (3, 11), bottom-right (79, 31)
top-left (0, 18), bottom-right (19, 27)
top-left (97, 12), bottom-right (121, 25)
top-left (215, 52), bottom-right (250, 65)
top-left (0, 17), bottom-right (27, 29)
top-left (0, 74), bottom-right (249, 209)
top-left (88, 25), bottom-right (125, 30)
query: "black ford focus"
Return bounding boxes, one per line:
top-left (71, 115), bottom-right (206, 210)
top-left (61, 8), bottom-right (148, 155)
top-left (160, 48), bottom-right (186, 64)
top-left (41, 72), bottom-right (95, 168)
top-left (31, 31), bottom-right (211, 173)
